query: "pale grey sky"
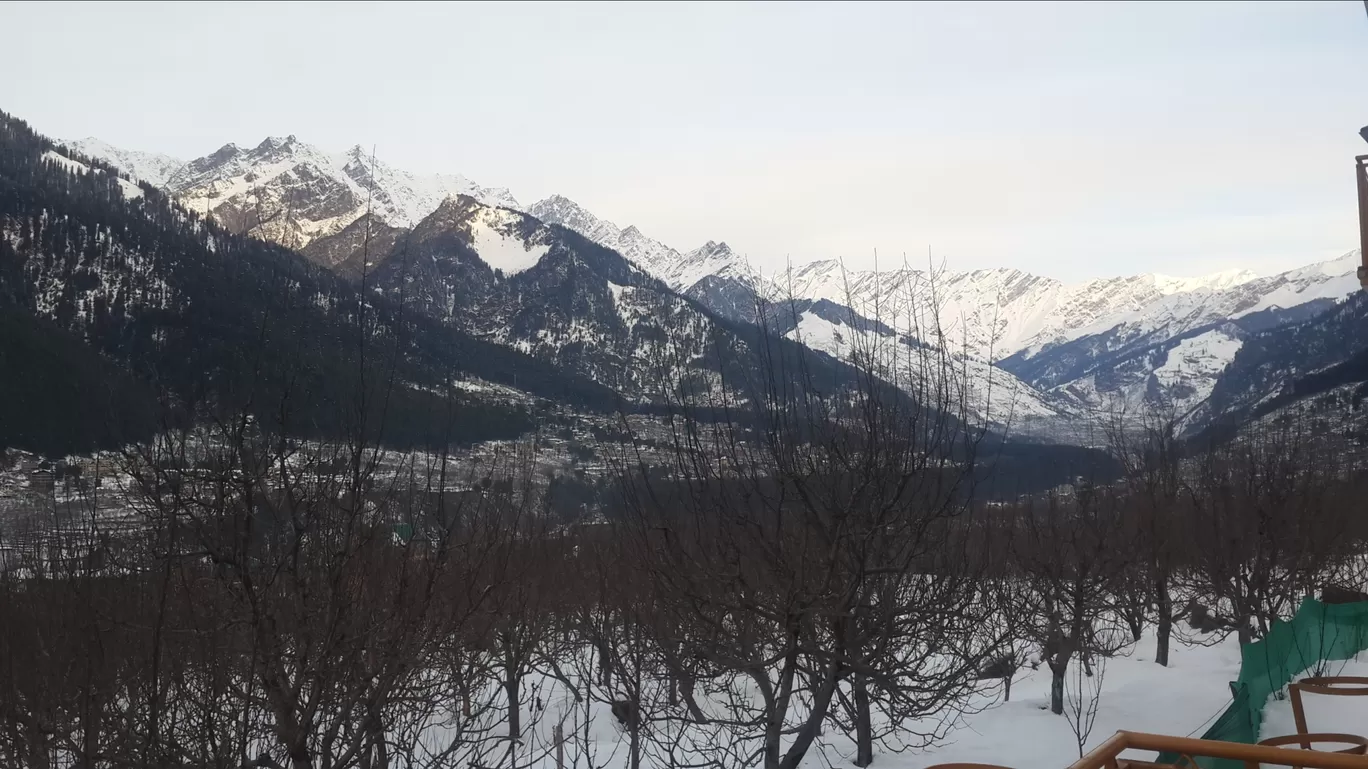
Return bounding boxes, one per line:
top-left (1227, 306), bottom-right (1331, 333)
top-left (3, 1), bottom-right (1366, 279)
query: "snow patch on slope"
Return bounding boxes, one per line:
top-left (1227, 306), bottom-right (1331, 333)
top-left (783, 311), bottom-right (1069, 426)
top-left (1152, 330), bottom-right (1244, 414)
top-left (43, 150), bottom-right (143, 200)
top-left (466, 208), bottom-right (549, 275)
top-left (62, 137), bottom-right (184, 186)
top-left (787, 311), bottom-right (848, 356)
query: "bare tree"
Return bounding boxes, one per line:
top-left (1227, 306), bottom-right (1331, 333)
top-left (1064, 653), bottom-right (1106, 758)
top-left (1105, 409), bottom-right (1186, 665)
top-left (612, 269), bottom-right (1012, 769)
top-left (1181, 416), bottom-right (1344, 645)
top-left (1013, 481), bottom-right (1133, 716)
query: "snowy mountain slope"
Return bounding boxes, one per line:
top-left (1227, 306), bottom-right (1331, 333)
top-left (1028, 250), bottom-right (1359, 375)
top-left (62, 137), bottom-right (183, 187)
top-left (997, 251), bottom-right (1361, 427)
top-left (526, 192), bottom-right (1363, 436)
top-left (769, 299), bottom-right (1081, 438)
top-left (1050, 325), bottom-right (1246, 425)
top-left (784, 260), bottom-right (1262, 361)
top-left (2, 120), bottom-right (625, 457)
top-left (527, 195), bottom-right (1088, 433)
top-left (41, 149), bottom-right (145, 200)
top-left (526, 192), bottom-right (1340, 415)
top-left (72, 135), bottom-right (518, 252)
top-left (314, 195), bottom-right (774, 401)
top-left (71, 134), bottom-right (1362, 440)
top-left (528, 195), bottom-right (758, 293)
top-left (1192, 287), bottom-right (1368, 435)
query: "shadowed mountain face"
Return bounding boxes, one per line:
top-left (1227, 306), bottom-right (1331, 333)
top-left (0, 111), bottom-right (623, 455)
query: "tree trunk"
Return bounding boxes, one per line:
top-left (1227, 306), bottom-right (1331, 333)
top-left (1155, 574), bottom-right (1172, 666)
top-left (775, 670), bottom-right (840, 769)
top-left (1127, 615), bottom-right (1143, 643)
top-left (595, 639), bottom-right (613, 689)
top-left (505, 671), bottom-right (522, 743)
top-left (367, 711), bottom-right (388, 769)
top-left (853, 675), bottom-right (874, 767)
top-left (1049, 659), bottom-right (1067, 715)
top-left (1003, 673), bottom-right (1012, 703)
top-left (28, 725), bottom-right (52, 769)
top-left (290, 745), bottom-right (313, 769)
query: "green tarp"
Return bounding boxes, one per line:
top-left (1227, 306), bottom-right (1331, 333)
top-left (1157, 598), bottom-right (1368, 769)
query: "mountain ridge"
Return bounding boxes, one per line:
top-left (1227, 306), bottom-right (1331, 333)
top-left (68, 133), bottom-right (1365, 441)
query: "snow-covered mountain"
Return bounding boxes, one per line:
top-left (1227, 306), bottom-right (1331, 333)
top-left (74, 134), bottom-right (1364, 438)
top-left (63, 137), bottom-right (184, 187)
top-left (1004, 251), bottom-right (1361, 426)
top-left (774, 299), bottom-right (1082, 436)
top-left (521, 191), bottom-right (1352, 434)
top-left (780, 260), bottom-right (1264, 361)
top-left (528, 195), bottom-right (757, 294)
top-left (522, 192), bottom-right (1363, 434)
top-left (71, 135), bottom-right (518, 251)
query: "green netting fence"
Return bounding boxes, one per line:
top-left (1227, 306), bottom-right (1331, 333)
top-left (1156, 598), bottom-right (1368, 769)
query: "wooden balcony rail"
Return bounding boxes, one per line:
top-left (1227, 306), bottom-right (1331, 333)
top-left (1256, 733), bottom-right (1368, 769)
top-left (926, 732), bottom-right (1368, 769)
top-left (1047, 731), bottom-right (1368, 769)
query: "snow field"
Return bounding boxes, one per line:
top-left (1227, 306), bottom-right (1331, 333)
top-left (397, 631), bottom-right (1245, 769)
top-left (467, 208), bottom-right (550, 275)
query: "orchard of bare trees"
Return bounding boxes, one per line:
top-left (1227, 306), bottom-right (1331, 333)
top-left (3, 277), bottom-right (1368, 769)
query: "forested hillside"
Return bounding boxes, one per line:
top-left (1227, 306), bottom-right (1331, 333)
top-left (0, 111), bottom-right (619, 455)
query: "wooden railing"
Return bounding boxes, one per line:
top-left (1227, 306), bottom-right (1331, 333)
top-left (929, 676), bottom-right (1368, 769)
top-left (1065, 732), bottom-right (1368, 769)
top-left (929, 732), bottom-right (1368, 769)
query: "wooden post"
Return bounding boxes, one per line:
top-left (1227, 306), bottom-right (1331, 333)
top-left (1356, 156), bottom-right (1368, 289)
top-left (555, 722), bottom-right (564, 769)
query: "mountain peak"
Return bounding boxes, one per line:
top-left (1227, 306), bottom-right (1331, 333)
top-left (694, 240), bottom-right (734, 255)
top-left (1150, 267), bottom-right (1261, 295)
top-left (61, 137), bottom-right (186, 187)
top-left (435, 192), bottom-right (483, 212)
top-left (530, 194), bottom-right (596, 220)
top-left (254, 135), bottom-right (297, 153)
top-left (538, 193), bottom-right (579, 207)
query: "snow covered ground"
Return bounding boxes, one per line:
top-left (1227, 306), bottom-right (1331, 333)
top-left (481, 631), bottom-right (1246, 769)
top-left (889, 633), bottom-right (1243, 769)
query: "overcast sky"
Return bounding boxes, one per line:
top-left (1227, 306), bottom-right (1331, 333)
top-left (3, 1), bottom-right (1366, 279)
